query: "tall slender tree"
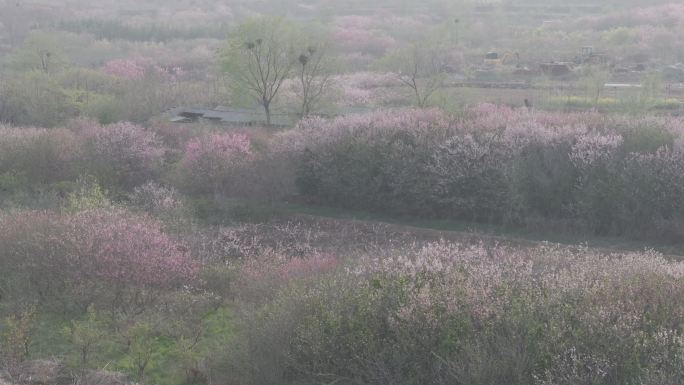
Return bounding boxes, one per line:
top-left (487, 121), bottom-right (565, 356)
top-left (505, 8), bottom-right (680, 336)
top-left (296, 42), bottom-right (335, 117)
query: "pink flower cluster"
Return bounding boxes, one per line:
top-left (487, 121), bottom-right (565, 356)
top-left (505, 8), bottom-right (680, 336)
top-left (129, 182), bottom-right (184, 215)
top-left (332, 72), bottom-right (402, 107)
top-left (76, 120), bottom-right (166, 188)
top-left (570, 134), bottom-right (624, 168)
top-left (0, 209), bottom-right (199, 293)
top-left (277, 108), bottom-right (447, 153)
top-left (0, 120), bottom-right (166, 190)
top-left (178, 132), bottom-right (252, 195)
top-left (67, 209), bottom-right (199, 288)
top-left (81, 121), bottom-right (164, 163)
top-left (352, 242), bottom-right (541, 322)
top-left (182, 133), bottom-right (251, 166)
top-left (103, 59), bottom-right (148, 80)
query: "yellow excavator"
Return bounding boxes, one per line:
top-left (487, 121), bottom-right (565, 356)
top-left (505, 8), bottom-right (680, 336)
top-left (484, 52), bottom-right (520, 67)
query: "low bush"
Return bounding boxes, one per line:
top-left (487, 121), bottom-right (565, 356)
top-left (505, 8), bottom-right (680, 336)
top-left (0, 208), bottom-right (199, 313)
top-left (0, 120), bottom-right (166, 196)
top-left (175, 132), bottom-right (253, 197)
top-left (74, 120), bottom-right (166, 192)
top-left (0, 126), bottom-right (82, 186)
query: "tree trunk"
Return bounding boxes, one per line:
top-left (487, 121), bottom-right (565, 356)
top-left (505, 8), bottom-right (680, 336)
top-left (263, 102), bottom-right (272, 126)
top-left (411, 78), bottom-right (424, 108)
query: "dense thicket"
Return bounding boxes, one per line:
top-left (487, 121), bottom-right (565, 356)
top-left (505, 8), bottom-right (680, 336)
top-left (278, 106), bottom-right (684, 238)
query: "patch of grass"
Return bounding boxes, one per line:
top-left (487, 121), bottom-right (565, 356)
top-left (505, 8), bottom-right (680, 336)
top-left (3, 306), bottom-right (235, 385)
top-left (544, 95), bottom-right (682, 114)
top-left (189, 196), bottom-right (286, 225)
top-left (22, 312), bottom-right (72, 360)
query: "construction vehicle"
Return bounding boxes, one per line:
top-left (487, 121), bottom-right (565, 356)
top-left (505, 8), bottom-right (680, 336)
top-left (484, 52), bottom-right (521, 67)
top-left (575, 46), bottom-right (609, 65)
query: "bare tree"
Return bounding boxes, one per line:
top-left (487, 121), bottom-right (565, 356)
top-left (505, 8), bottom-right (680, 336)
top-left (296, 44), bottom-right (335, 117)
top-left (381, 42), bottom-right (452, 108)
top-left (221, 17), bottom-right (296, 126)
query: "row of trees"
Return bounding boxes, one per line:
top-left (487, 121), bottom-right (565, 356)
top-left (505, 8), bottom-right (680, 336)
top-left (0, 16), bottom-right (458, 127)
top-left (220, 16), bottom-right (459, 124)
top-left (5, 105), bottom-right (684, 239)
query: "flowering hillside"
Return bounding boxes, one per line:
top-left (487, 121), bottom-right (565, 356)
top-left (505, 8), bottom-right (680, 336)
top-left (3, 1), bottom-right (684, 384)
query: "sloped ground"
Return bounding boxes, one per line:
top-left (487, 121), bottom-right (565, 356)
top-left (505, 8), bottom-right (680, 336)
top-left (285, 212), bottom-right (684, 261)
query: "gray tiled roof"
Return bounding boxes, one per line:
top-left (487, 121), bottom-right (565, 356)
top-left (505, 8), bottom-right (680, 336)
top-left (167, 106), bottom-right (294, 127)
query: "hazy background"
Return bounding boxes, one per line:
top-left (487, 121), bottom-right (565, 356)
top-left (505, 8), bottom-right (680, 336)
top-left (2, 0), bottom-right (684, 127)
